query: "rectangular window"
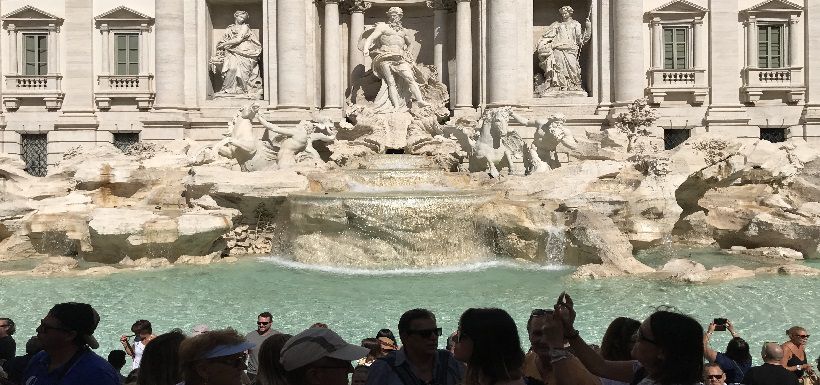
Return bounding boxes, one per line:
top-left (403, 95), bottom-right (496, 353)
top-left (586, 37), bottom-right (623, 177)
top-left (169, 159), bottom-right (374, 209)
top-left (663, 27), bottom-right (688, 70)
top-left (760, 128), bottom-right (786, 143)
top-left (23, 34), bottom-right (48, 75)
top-left (664, 129), bottom-right (691, 150)
top-left (116, 33), bottom-right (140, 75)
top-left (758, 25), bottom-right (784, 68)
top-left (112, 132), bottom-right (140, 153)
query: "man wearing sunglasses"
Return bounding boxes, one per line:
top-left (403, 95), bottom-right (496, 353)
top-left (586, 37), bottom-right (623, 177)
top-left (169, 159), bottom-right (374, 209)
top-left (245, 311), bottom-right (279, 381)
top-left (22, 302), bottom-right (120, 385)
top-left (366, 308), bottom-right (463, 385)
top-left (703, 363), bottom-right (727, 385)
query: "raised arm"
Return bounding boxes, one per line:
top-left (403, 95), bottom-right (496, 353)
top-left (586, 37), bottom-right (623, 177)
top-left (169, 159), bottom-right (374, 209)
top-left (556, 293), bottom-right (637, 382)
top-left (510, 111), bottom-right (535, 127)
top-left (703, 323), bottom-right (718, 362)
top-left (361, 24), bottom-right (384, 56)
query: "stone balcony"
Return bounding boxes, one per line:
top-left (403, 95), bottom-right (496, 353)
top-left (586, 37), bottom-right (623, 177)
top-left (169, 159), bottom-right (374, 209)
top-left (95, 74), bottom-right (155, 110)
top-left (647, 68), bottom-right (708, 106)
top-left (742, 67), bottom-right (805, 104)
top-left (2, 74), bottom-right (64, 110)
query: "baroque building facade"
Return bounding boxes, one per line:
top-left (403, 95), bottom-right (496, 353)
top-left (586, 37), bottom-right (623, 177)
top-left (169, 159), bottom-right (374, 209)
top-left (0, 0), bottom-right (818, 175)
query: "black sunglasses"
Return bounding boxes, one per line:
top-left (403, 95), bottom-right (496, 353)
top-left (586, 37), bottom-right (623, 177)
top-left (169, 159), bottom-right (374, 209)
top-left (635, 328), bottom-right (657, 345)
top-left (530, 309), bottom-right (554, 317)
top-left (706, 374), bottom-right (724, 379)
top-left (36, 323), bottom-right (71, 334)
top-left (408, 328), bottom-right (442, 338)
top-left (257, 321), bottom-right (270, 326)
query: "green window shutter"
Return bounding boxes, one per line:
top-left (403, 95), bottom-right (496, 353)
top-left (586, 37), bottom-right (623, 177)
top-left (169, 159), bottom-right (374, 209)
top-left (23, 34), bottom-right (48, 75)
top-left (37, 35), bottom-right (48, 75)
top-left (663, 27), bottom-right (688, 70)
top-left (758, 25), bottom-right (784, 68)
top-left (663, 28), bottom-right (674, 69)
top-left (115, 34), bottom-right (140, 75)
top-left (24, 35), bottom-right (35, 75)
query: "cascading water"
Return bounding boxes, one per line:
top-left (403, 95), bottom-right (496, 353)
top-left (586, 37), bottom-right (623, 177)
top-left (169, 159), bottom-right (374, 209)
top-left (281, 155), bottom-right (497, 267)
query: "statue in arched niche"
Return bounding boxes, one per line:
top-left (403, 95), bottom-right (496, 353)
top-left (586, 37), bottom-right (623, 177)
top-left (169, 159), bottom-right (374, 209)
top-left (536, 6), bottom-right (592, 96)
top-left (210, 10), bottom-right (263, 99)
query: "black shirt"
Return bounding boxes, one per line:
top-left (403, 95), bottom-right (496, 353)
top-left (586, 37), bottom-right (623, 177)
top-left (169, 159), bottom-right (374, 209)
top-left (0, 336), bottom-right (15, 362)
top-left (741, 363), bottom-right (800, 385)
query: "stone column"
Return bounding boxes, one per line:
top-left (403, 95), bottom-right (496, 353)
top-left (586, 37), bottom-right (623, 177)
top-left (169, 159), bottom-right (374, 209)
top-left (694, 17), bottom-right (706, 69)
top-left (486, 0), bottom-right (518, 105)
top-left (345, 0), bottom-right (371, 86)
top-left (746, 16), bottom-right (757, 68)
top-left (277, 0), bottom-right (309, 108)
top-left (139, 24), bottom-right (150, 75)
top-left (651, 18), bottom-right (662, 69)
top-left (454, 0), bottom-right (472, 109)
top-left (8, 24), bottom-right (17, 75)
top-left (789, 15), bottom-right (802, 67)
top-left (323, 0), bottom-right (342, 108)
top-left (100, 24), bottom-right (110, 75)
top-left (60, 0), bottom-right (95, 114)
top-left (154, 0), bottom-right (186, 109)
top-left (612, 1), bottom-right (644, 104)
top-left (427, 0), bottom-right (452, 82)
top-left (706, 0), bottom-right (748, 125)
top-left (804, 1), bottom-right (820, 138)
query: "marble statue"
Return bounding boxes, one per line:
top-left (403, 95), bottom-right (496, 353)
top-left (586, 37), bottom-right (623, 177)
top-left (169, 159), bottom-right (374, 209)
top-left (464, 107), bottom-right (524, 178)
top-left (512, 112), bottom-right (577, 172)
top-left (210, 10), bottom-right (263, 98)
top-left (535, 6), bottom-right (591, 95)
top-left (209, 103), bottom-right (269, 171)
top-left (360, 7), bottom-right (429, 109)
top-left (256, 116), bottom-right (338, 168)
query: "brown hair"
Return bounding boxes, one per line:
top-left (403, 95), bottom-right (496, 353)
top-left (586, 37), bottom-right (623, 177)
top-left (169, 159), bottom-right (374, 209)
top-left (255, 334), bottom-right (292, 385)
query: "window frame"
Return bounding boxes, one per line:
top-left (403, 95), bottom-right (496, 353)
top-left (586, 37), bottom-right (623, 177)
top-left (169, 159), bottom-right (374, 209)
top-left (22, 32), bottom-right (48, 75)
top-left (757, 23), bottom-right (787, 69)
top-left (662, 25), bottom-right (691, 70)
top-left (114, 32), bottom-right (140, 76)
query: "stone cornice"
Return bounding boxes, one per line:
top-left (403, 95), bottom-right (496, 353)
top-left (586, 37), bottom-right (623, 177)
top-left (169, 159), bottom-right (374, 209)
top-left (342, 0), bottom-right (373, 13)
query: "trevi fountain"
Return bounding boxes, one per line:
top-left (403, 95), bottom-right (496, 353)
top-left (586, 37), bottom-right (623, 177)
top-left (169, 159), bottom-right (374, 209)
top-left (0, 0), bottom-right (818, 361)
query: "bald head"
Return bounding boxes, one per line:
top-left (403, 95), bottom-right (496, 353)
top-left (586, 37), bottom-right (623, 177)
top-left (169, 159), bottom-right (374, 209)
top-left (762, 342), bottom-right (784, 363)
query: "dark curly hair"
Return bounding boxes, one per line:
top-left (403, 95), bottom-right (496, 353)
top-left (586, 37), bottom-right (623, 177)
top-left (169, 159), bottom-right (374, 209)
top-left (648, 310), bottom-right (704, 385)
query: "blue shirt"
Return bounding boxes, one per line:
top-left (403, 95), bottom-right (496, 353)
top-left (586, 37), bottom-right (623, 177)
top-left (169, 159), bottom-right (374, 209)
top-left (365, 348), bottom-right (464, 385)
top-left (715, 352), bottom-right (752, 384)
top-left (22, 347), bottom-right (121, 385)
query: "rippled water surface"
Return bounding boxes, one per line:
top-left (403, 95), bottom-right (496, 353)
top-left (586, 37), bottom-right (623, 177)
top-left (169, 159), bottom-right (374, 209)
top-left (1, 256), bottom-right (819, 367)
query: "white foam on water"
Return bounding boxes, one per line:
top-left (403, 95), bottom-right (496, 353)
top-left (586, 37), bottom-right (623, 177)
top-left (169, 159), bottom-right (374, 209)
top-left (257, 255), bottom-right (571, 276)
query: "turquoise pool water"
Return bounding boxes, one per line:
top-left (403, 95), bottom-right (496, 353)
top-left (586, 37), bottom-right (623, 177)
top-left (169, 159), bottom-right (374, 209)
top-left (1, 256), bottom-right (818, 368)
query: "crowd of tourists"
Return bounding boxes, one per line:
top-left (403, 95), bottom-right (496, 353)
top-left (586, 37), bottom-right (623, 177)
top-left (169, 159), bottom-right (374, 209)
top-left (0, 293), bottom-right (816, 385)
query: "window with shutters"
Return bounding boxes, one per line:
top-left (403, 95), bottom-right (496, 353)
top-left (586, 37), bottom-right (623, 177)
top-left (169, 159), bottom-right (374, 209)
top-left (663, 27), bottom-right (688, 70)
top-left (23, 33), bottom-right (48, 75)
top-left (115, 33), bottom-right (139, 75)
top-left (758, 24), bottom-right (784, 68)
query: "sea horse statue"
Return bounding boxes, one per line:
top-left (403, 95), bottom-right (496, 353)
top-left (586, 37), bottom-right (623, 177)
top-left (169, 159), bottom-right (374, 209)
top-left (464, 107), bottom-right (524, 178)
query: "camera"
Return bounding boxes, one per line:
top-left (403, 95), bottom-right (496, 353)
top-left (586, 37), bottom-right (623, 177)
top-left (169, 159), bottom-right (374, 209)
top-left (714, 318), bottom-right (728, 331)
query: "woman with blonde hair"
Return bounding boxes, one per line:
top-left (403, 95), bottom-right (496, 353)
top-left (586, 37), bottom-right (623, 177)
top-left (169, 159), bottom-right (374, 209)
top-left (782, 326), bottom-right (814, 379)
top-left (178, 329), bottom-right (254, 385)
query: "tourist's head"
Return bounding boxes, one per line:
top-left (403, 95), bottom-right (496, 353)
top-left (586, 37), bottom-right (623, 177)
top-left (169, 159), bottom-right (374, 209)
top-left (0, 317), bottom-right (15, 337)
top-left (25, 336), bottom-right (43, 355)
top-left (179, 328), bottom-right (253, 385)
top-left (787, 326), bottom-right (809, 345)
top-left (108, 349), bottom-right (127, 371)
top-left (131, 319), bottom-right (153, 339)
top-left (38, 302), bottom-right (100, 350)
top-left (361, 338), bottom-right (382, 360)
top-left (234, 10), bottom-right (248, 24)
top-left (137, 329), bottom-right (186, 385)
top-left (376, 328), bottom-right (398, 349)
top-left (455, 308), bottom-right (524, 384)
top-left (630, 310), bottom-right (703, 385)
top-left (398, 308), bottom-right (440, 356)
top-left (192, 324), bottom-right (210, 336)
top-left (703, 363), bottom-right (726, 385)
top-left (601, 317), bottom-right (641, 361)
top-left (725, 336), bottom-right (752, 364)
top-left (255, 333), bottom-right (292, 385)
top-left (761, 342), bottom-right (784, 363)
top-left (258, 311), bottom-right (273, 333)
top-left (526, 308), bottom-right (554, 357)
top-left (559, 6), bottom-right (574, 19)
top-left (280, 327), bottom-right (368, 385)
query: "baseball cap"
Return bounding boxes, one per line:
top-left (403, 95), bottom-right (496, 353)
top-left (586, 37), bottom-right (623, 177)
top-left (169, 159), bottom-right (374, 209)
top-left (280, 328), bottom-right (369, 371)
top-left (49, 302), bottom-right (100, 349)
